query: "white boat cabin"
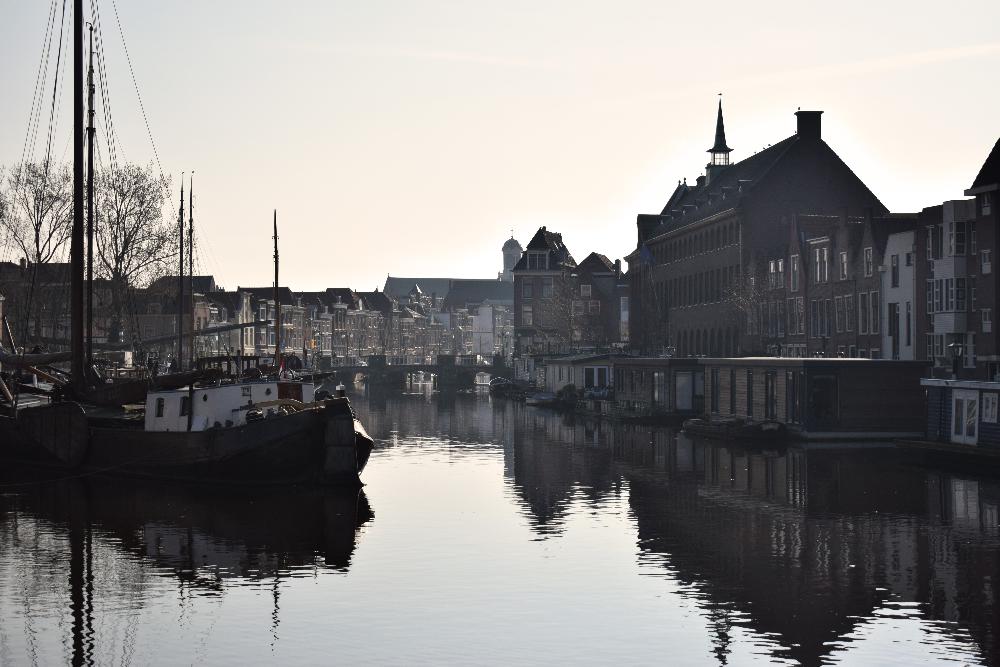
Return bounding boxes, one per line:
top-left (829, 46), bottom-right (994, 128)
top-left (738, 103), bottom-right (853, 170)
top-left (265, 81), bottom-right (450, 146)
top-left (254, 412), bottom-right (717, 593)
top-left (144, 381), bottom-right (316, 432)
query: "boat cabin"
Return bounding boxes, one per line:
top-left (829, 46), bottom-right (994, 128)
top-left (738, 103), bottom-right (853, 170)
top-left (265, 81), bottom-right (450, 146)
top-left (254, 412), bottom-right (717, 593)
top-left (144, 381), bottom-right (316, 431)
top-left (700, 358), bottom-right (928, 439)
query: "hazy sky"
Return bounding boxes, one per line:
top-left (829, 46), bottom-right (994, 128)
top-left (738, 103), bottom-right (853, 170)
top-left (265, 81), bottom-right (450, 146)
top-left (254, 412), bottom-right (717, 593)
top-left (2, 0), bottom-right (998, 291)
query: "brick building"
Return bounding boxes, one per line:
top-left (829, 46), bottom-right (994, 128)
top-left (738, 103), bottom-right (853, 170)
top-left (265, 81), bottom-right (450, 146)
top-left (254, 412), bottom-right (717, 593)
top-left (628, 103), bottom-right (886, 357)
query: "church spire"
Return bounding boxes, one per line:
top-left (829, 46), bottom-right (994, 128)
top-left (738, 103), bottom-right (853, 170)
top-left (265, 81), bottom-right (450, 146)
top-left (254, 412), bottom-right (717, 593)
top-left (707, 97), bottom-right (732, 163)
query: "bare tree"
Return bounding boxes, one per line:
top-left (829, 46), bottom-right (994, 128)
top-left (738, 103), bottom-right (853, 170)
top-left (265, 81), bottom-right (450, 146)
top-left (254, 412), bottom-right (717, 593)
top-left (722, 261), bottom-right (767, 355)
top-left (95, 163), bottom-right (174, 329)
top-left (2, 162), bottom-right (74, 264)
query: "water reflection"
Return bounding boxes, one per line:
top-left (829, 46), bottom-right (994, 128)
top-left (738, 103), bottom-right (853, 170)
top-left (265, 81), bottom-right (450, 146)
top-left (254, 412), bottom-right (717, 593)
top-left (0, 470), bottom-right (370, 665)
top-left (2, 390), bottom-right (998, 665)
top-left (354, 389), bottom-right (998, 666)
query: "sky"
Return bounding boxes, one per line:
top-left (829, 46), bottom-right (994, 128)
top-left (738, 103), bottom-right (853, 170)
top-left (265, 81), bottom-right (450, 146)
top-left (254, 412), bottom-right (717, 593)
top-left (1, 0), bottom-right (998, 292)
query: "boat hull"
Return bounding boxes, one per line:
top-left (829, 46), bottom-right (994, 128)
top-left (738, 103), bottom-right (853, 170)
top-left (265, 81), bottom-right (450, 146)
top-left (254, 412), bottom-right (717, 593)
top-left (1, 399), bottom-right (373, 486)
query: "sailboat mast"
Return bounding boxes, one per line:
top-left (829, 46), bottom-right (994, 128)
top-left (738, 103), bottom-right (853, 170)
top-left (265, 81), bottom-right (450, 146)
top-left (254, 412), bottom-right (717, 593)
top-left (86, 23), bottom-right (95, 367)
top-left (188, 173), bottom-right (194, 367)
top-left (273, 210), bottom-right (280, 371)
top-left (70, 0), bottom-right (85, 390)
top-left (177, 175), bottom-right (185, 370)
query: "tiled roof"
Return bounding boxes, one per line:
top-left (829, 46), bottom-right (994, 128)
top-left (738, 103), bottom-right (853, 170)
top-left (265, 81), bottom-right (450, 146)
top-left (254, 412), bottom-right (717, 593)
top-left (441, 279), bottom-right (514, 310)
top-left (237, 286), bottom-right (296, 306)
top-left (577, 252), bottom-right (616, 274)
top-left (383, 276), bottom-right (453, 301)
top-left (969, 138), bottom-right (1000, 191)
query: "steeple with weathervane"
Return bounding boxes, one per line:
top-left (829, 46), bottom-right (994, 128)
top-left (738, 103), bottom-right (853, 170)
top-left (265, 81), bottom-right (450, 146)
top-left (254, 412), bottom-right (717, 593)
top-left (705, 96), bottom-right (732, 185)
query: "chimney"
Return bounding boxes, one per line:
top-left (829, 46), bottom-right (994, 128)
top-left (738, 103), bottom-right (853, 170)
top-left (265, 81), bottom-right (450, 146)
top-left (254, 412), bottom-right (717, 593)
top-left (795, 110), bottom-right (823, 140)
top-left (614, 259), bottom-right (622, 275)
top-left (19, 257), bottom-right (27, 272)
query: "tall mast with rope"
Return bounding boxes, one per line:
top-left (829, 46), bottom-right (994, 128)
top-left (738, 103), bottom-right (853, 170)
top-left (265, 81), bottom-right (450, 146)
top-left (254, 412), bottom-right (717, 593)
top-left (86, 22), bottom-right (95, 368)
top-left (177, 174), bottom-right (184, 370)
top-left (70, 0), bottom-right (85, 391)
top-left (273, 210), bottom-right (281, 372)
top-left (188, 172), bottom-right (194, 367)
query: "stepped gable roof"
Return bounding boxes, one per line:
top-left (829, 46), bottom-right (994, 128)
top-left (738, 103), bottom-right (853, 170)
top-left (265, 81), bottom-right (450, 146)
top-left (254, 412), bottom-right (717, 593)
top-left (383, 276), bottom-right (453, 301)
top-left (356, 290), bottom-right (395, 315)
top-left (577, 252), bottom-right (616, 274)
top-left (968, 137), bottom-right (1000, 193)
top-left (237, 286), bottom-right (296, 306)
top-left (512, 226), bottom-right (577, 270)
top-left (441, 279), bottom-right (514, 310)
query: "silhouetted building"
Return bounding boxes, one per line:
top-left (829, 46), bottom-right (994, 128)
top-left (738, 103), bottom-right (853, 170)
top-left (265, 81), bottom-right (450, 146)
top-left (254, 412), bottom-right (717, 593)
top-left (628, 104), bottom-right (886, 356)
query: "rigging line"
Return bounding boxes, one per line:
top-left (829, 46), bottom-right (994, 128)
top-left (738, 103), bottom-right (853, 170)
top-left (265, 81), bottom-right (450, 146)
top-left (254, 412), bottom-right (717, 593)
top-left (92, 0), bottom-right (122, 172)
top-left (41, 0), bottom-right (69, 176)
top-left (110, 0), bottom-right (168, 192)
top-left (16, 0), bottom-right (59, 183)
top-left (93, 0), bottom-right (124, 172)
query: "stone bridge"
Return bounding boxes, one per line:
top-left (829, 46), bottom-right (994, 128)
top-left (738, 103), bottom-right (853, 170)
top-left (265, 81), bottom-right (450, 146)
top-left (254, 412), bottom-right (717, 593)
top-left (327, 354), bottom-right (509, 390)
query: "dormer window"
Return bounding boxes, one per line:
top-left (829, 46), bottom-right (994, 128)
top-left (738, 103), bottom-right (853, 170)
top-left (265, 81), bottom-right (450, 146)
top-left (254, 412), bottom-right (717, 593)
top-left (527, 252), bottom-right (547, 270)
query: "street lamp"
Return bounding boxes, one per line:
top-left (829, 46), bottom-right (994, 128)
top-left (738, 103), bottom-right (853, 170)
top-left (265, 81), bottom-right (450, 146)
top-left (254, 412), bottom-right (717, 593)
top-left (948, 340), bottom-right (964, 379)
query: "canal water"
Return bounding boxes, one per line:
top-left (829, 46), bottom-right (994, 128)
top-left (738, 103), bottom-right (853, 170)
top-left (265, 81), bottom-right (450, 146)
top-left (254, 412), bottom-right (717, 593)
top-left (1, 388), bottom-right (998, 665)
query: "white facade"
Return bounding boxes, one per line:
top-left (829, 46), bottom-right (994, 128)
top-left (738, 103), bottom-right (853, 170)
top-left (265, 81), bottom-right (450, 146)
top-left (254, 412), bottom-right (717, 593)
top-left (881, 230), bottom-right (916, 360)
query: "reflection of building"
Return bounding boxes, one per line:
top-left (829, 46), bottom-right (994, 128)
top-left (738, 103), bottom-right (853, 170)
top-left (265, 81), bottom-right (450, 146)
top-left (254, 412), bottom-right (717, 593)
top-left (496, 401), bottom-right (999, 665)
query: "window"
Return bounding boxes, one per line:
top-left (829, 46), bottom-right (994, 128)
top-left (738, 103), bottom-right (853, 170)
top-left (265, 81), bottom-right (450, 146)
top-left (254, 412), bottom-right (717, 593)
top-left (926, 279), bottom-right (935, 315)
top-left (890, 254), bottom-right (899, 288)
top-left (984, 393), bottom-right (998, 423)
top-left (746, 370), bottom-right (754, 418)
top-left (835, 296), bottom-right (844, 333)
top-left (906, 301), bottom-right (912, 346)
top-left (927, 334), bottom-right (935, 361)
top-left (956, 278), bottom-right (967, 312)
top-left (527, 252), bottom-right (547, 270)
top-left (810, 299), bottom-right (819, 337)
top-left (797, 297), bottom-right (805, 334)
top-left (542, 277), bottom-right (554, 298)
top-left (814, 247), bottom-right (828, 283)
top-left (839, 252), bottom-right (848, 280)
top-left (730, 369), bottom-right (736, 415)
top-left (580, 284), bottom-right (592, 298)
top-left (155, 397), bottom-right (165, 418)
top-left (588, 300), bottom-right (600, 314)
top-left (859, 292), bottom-right (869, 334)
top-left (905, 252), bottom-right (913, 267)
top-left (951, 220), bottom-right (967, 256)
top-left (765, 372), bottom-right (777, 420)
top-left (711, 368), bottom-right (720, 413)
top-left (522, 281), bottom-right (533, 299)
top-left (870, 291), bottom-right (879, 334)
top-left (790, 255), bottom-right (800, 291)
top-left (983, 192), bottom-right (994, 216)
top-left (864, 247), bottom-right (873, 277)
top-left (982, 249), bottom-right (992, 275)
top-left (984, 308), bottom-right (993, 334)
top-left (844, 294), bottom-right (854, 332)
top-left (521, 305), bottom-right (533, 326)
top-left (180, 396), bottom-right (191, 417)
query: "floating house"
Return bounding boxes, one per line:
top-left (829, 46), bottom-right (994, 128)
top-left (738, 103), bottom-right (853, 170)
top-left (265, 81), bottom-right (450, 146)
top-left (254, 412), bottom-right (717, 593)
top-left (920, 379), bottom-right (1000, 451)
top-left (613, 357), bottom-right (704, 418)
top-left (699, 358), bottom-right (928, 439)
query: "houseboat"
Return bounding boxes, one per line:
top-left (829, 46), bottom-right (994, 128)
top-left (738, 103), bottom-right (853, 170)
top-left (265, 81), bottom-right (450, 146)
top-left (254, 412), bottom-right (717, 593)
top-left (694, 357), bottom-right (929, 441)
top-left (904, 379), bottom-right (1000, 459)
